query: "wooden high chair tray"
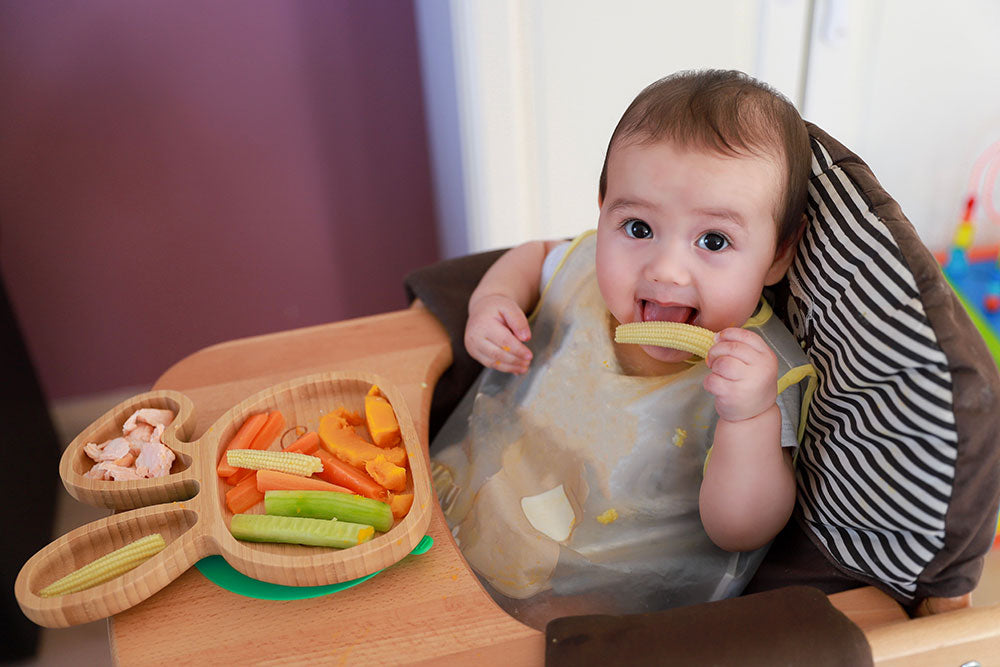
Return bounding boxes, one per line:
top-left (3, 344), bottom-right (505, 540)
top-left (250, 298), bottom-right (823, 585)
top-left (18, 305), bottom-right (1000, 665)
top-left (15, 371), bottom-right (433, 628)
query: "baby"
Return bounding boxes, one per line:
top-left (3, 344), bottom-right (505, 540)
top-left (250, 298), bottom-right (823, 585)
top-left (432, 69), bottom-right (815, 628)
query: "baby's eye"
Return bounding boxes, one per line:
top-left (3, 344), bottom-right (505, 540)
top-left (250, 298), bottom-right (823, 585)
top-left (696, 232), bottom-right (729, 252)
top-left (622, 219), bottom-right (652, 239)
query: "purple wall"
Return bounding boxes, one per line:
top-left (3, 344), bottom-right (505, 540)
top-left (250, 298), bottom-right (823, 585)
top-left (0, 1), bottom-right (440, 399)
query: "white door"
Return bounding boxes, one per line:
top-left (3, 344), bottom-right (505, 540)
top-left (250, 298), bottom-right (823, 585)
top-left (417, 0), bottom-right (1000, 255)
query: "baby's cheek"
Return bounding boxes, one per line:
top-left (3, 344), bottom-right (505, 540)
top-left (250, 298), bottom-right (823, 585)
top-left (596, 283), bottom-right (630, 326)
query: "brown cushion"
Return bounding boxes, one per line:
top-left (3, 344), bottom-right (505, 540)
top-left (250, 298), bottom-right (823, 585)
top-left (544, 585), bottom-right (873, 667)
top-left (770, 123), bottom-right (1000, 604)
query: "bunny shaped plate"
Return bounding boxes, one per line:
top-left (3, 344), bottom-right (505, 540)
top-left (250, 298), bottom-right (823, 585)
top-left (15, 371), bottom-right (432, 628)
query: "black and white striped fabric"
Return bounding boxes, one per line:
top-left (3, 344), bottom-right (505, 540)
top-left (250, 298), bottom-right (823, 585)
top-left (785, 136), bottom-right (957, 601)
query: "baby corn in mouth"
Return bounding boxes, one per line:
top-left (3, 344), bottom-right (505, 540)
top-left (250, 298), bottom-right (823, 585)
top-left (614, 321), bottom-right (716, 358)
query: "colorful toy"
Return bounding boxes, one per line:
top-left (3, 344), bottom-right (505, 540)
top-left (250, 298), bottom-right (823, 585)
top-left (940, 140), bottom-right (1000, 366)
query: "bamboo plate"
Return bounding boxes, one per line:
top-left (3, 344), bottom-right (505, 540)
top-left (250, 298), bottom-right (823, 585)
top-left (15, 371), bottom-right (433, 628)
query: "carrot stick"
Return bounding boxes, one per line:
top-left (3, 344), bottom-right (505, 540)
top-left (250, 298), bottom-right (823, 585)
top-left (256, 469), bottom-right (351, 494)
top-left (283, 431), bottom-right (320, 455)
top-left (227, 467), bottom-right (254, 487)
top-left (217, 413), bottom-right (269, 478)
top-left (250, 410), bottom-right (287, 449)
top-left (225, 410), bottom-right (288, 486)
top-left (313, 448), bottom-right (388, 501)
top-left (225, 472), bottom-right (263, 514)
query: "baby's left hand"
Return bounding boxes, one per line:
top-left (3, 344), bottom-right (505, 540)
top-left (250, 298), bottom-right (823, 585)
top-left (703, 328), bottom-right (778, 423)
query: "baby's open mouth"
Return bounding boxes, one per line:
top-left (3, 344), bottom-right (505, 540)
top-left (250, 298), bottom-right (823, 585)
top-left (641, 300), bottom-right (697, 325)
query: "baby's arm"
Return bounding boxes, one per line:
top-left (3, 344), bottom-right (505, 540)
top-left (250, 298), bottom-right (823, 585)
top-left (698, 328), bottom-right (796, 552)
top-left (465, 240), bottom-right (563, 374)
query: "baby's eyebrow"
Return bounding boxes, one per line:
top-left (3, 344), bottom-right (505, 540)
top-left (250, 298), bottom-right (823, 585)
top-left (606, 197), bottom-right (653, 213)
top-left (693, 207), bottom-right (746, 228)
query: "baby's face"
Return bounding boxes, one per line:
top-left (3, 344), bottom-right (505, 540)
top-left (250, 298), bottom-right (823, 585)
top-left (596, 138), bottom-right (789, 364)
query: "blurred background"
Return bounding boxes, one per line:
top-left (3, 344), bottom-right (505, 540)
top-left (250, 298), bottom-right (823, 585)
top-left (2, 0), bottom-right (998, 663)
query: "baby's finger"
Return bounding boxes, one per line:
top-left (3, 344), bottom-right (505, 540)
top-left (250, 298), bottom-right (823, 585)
top-left (705, 340), bottom-right (756, 369)
top-left (492, 336), bottom-right (533, 364)
top-left (702, 370), bottom-right (728, 397)
top-left (489, 356), bottom-right (531, 374)
top-left (496, 302), bottom-right (532, 342)
top-left (485, 342), bottom-right (532, 374)
top-left (485, 324), bottom-right (533, 360)
top-left (469, 342), bottom-right (527, 373)
top-left (714, 327), bottom-right (768, 354)
top-left (473, 330), bottom-right (532, 369)
top-left (706, 354), bottom-right (749, 382)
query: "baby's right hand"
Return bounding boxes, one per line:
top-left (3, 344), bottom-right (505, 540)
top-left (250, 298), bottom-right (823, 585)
top-left (464, 294), bottom-right (533, 374)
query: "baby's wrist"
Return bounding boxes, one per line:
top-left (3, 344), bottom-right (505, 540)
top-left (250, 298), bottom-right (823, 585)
top-left (469, 291), bottom-right (506, 312)
top-left (717, 401), bottom-right (779, 426)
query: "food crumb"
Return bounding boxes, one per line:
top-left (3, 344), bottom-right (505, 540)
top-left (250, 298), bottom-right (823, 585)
top-left (596, 508), bottom-right (618, 525)
top-left (672, 428), bottom-right (687, 448)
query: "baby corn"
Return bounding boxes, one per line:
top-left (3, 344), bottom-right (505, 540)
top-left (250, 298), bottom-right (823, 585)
top-left (39, 533), bottom-right (166, 597)
top-left (614, 321), bottom-right (716, 358)
top-left (226, 449), bottom-right (322, 476)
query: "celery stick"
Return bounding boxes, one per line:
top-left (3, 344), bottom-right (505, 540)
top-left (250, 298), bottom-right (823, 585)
top-left (230, 513), bottom-right (374, 548)
top-left (264, 490), bottom-right (393, 532)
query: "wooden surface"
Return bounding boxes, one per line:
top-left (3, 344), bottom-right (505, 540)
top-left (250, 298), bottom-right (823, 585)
top-left (76, 305), bottom-right (998, 664)
top-left (17, 372), bottom-right (433, 628)
top-left (108, 307), bottom-right (546, 665)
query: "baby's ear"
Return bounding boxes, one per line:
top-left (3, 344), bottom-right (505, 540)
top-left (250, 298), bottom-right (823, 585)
top-left (763, 215), bottom-right (806, 285)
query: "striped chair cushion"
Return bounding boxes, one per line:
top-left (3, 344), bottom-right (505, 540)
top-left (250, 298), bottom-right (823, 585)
top-left (780, 124), bottom-right (1000, 603)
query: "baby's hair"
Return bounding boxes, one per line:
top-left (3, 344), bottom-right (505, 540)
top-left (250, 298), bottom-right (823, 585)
top-left (598, 69), bottom-right (810, 252)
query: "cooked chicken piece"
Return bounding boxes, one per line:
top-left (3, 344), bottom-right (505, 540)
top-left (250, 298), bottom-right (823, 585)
top-left (108, 463), bottom-right (144, 481)
top-left (83, 437), bottom-right (132, 463)
top-left (84, 461), bottom-right (145, 481)
top-left (83, 442), bottom-right (100, 461)
top-left (80, 408), bottom-right (177, 480)
top-left (135, 437), bottom-right (176, 478)
top-left (122, 408), bottom-right (175, 434)
top-left (113, 451), bottom-right (136, 467)
top-left (125, 423), bottom-right (155, 448)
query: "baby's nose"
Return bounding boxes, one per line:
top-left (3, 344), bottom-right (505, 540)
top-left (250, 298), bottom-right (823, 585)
top-left (644, 243), bottom-right (691, 286)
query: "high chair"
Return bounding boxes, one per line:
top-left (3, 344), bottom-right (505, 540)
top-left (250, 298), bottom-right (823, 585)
top-left (93, 300), bottom-right (998, 665)
top-left (402, 122), bottom-right (1000, 664)
top-left (18, 124), bottom-right (1000, 665)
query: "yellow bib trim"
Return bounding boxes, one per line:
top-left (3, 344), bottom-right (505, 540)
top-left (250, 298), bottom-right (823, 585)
top-left (743, 298), bottom-right (773, 328)
top-left (777, 364), bottom-right (818, 443)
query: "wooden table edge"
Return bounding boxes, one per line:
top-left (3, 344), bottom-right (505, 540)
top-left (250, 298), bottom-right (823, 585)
top-left (102, 303), bottom-right (999, 665)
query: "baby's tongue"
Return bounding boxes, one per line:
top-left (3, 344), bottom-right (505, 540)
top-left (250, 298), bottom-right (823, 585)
top-left (642, 302), bottom-right (692, 323)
